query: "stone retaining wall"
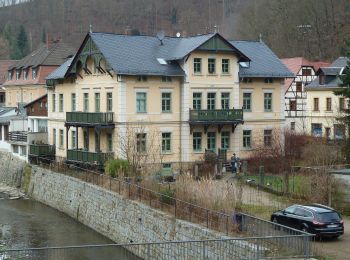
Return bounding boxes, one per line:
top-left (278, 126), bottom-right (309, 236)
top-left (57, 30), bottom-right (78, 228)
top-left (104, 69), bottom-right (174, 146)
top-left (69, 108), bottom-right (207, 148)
top-left (0, 152), bottom-right (26, 187)
top-left (1, 152), bottom-right (254, 259)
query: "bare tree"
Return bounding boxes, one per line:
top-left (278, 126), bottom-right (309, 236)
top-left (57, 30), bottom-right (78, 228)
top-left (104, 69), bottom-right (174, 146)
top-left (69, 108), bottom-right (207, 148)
top-left (115, 123), bottom-right (164, 178)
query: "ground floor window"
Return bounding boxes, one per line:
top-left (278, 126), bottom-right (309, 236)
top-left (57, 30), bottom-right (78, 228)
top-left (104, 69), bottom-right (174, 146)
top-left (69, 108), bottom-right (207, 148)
top-left (291, 122), bottom-right (295, 131)
top-left (136, 133), bottom-right (147, 153)
top-left (193, 132), bottom-right (202, 151)
top-left (107, 133), bottom-right (113, 152)
top-left (264, 129), bottom-right (272, 147)
top-left (20, 146), bottom-right (26, 156)
top-left (161, 132), bottom-right (171, 153)
top-left (13, 145), bottom-right (19, 154)
top-left (71, 130), bottom-right (76, 149)
top-left (207, 132), bottom-right (216, 152)
top-left (334, 124), bottom-right (345, 140)
top-left (311, 123), bottom-right (322, 137)
top-left (59, 129), bottom-right (64, 148)
top-left (221, 131), bottom-right (230, 149)
top-left (243, 130), bottom-right (251, 148)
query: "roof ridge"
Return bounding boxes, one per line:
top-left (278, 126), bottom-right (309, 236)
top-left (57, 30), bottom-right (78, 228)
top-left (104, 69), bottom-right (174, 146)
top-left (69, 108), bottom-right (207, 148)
top-left (91, 31), bottom-right (215, 40)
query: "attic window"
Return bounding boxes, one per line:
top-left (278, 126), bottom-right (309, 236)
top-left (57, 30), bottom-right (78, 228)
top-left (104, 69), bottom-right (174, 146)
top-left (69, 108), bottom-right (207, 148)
top-left (157, 58), bottom-right (167, 65)
top-left (8, 71), bottom-right (12, 80)
top-left (32, 68), bottom-right (37, 79)
top-left (16, 70), bottom-right (21, 80)
top-left (302, 68), bottom-right (312, 76)
top-left (239, 62), bottom-right (249, 68)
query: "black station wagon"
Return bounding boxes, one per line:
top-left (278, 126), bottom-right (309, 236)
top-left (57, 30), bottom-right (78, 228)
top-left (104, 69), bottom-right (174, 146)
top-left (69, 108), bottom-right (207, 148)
top-left (271, 204), bottom-right (344, 238)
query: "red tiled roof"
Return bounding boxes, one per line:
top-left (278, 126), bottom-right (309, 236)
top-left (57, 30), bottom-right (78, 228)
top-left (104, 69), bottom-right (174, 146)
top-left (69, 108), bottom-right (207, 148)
top-left (281, 57), bottom-right (331, 92)
top-left (0, 60), bottom-right (17, 85)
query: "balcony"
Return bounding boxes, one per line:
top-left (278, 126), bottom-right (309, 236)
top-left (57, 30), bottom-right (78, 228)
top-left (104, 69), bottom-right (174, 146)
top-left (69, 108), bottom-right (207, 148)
top-left (189, 109), bottom-right (243, 123)
top-left (189, 109), bottom-right (244, 132)
top-left (8, 131), bottom-right (27, 143)
top-left (65, 112), bottom-right (114, 127)
top-left (29, 144), bottom-right (55, 157)
top-left (67, 149), bottom-right (113, 166)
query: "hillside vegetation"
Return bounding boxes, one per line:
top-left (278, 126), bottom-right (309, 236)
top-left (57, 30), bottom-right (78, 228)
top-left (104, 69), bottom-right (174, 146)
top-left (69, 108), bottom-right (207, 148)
top-left (0, 0), bottom-right (349, 61)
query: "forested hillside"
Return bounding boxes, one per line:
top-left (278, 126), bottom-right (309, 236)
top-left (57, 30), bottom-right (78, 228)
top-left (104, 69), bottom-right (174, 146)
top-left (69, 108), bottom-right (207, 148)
top-left (0, 0), bottom-right (349, 61)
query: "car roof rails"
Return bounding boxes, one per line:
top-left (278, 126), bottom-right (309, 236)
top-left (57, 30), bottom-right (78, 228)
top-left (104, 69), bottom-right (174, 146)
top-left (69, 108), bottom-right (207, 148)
top-left (308, 203), bottom-right (335, 211)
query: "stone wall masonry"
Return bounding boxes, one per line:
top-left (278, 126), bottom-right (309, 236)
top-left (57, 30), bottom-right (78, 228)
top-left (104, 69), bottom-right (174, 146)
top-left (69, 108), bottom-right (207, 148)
top-left (29, 165), bottom-right (230, 244)
top-left (0, 152), bottom-right (259, 259)
top-left (0, 151), bottom-right (26, 187)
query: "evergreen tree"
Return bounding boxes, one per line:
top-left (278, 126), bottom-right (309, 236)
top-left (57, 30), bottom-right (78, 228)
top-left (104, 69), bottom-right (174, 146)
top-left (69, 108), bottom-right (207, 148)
top-left (16, 25), bottom-right (29, 58)
top-left (41, 28), bottom-right (47, 43)
top-left (3, 23), bottom-right (20, 59)
top-left (334, 45), bottom-right (350, 161)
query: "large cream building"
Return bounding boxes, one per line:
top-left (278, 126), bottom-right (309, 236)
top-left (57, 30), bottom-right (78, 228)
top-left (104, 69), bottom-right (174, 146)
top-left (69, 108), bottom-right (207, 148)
top-left (45, 32), bottom-right (292, 169)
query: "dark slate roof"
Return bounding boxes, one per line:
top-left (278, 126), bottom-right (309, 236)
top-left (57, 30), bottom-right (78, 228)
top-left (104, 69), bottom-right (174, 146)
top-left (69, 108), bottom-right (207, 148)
top-left (46, 57), bottom-right (74, 80)
top-left (306, 56), bottom-right (349, 90)
top-left (319, 67), bottom-right (342, 75)
top-left (9, 42), bottom-right (75, 70)
top-left (330, 57), bottom-right (349, 68)
top-left (231, 40), bottom-right (294, 78)
top-left (90, 33), bottom-right (185, 76)
top-left (306, 78), bottom-right (340, 89)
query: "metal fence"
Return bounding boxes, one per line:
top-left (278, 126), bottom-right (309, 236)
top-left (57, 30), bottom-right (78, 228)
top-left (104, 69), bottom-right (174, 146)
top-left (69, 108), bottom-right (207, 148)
top-left (28, 157), bottom-right (315, 258)
top-left (0, 236), bottom-right (313, 260)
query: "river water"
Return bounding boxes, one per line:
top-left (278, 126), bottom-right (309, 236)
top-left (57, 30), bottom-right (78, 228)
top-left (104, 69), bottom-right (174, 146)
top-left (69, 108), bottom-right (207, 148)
top-left (0, 193), bottom-right (140, 259)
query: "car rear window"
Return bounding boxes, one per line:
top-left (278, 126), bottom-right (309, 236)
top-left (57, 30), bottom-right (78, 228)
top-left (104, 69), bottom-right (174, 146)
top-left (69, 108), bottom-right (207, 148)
top-left (316, 212), bottom-right (341, 222)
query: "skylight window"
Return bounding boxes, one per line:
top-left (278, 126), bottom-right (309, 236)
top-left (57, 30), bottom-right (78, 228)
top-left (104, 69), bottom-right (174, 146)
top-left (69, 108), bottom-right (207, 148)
top-left (239, 62), bottom-right (249, 68)
top-left (157, 58), bottom-right (167, 65)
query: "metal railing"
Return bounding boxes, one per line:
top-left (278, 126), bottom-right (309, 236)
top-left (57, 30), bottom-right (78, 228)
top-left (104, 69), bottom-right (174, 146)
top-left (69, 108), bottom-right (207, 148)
top-left (8, 131), bottom-right (27, 142)
top-left (66, 149), bottom-right (113, 165)
top-left (30, 157), bottom-right (314, 244)
top-left (0, 236), bottom-right (313, 260)
top-left (66, 112), bottom-right (114, 125)
top-left (189, 109), bottom-right (243, 122)
top-left (29, 144), bottom-right (55, 157)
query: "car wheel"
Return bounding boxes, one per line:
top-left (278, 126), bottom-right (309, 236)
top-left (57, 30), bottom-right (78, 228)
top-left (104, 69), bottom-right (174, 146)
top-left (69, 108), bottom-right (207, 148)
top-left (301, 226), bottom-right (308, 233)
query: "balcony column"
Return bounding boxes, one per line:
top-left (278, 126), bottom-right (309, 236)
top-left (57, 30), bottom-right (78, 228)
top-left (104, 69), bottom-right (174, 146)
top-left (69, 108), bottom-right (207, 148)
top-left (75, 127), bottom-right (78, 150)
top-left (95, 127), bottom-right (100, 152)
top-left (66, 126), bottom-right (70, 152)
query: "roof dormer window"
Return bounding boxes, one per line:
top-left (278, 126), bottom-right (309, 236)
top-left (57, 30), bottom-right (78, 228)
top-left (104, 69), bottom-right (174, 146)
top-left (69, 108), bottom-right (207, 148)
top-left (23, 69), bottom-right (28, 80)
top-left (16, 70), bottom-right (21, 80)
top-left (319, 75), bottom-right (325, 85)
top-left (32, 67), bottom-right (37, 79)
top-left (8, 71), bottom-right (12, 80)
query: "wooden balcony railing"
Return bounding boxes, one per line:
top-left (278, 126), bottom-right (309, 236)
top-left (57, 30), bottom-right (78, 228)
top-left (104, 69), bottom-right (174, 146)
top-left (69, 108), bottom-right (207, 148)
top-left (189, 109), bottom-right (243, 123)
top-left (66, 112), bottom-right (114, 125)
top-left (29, 144), bottom-right (55, 157)
top-left (67, 149), bottom-right (114, 165)
top-left (8, 131), bottom-right (27, 143)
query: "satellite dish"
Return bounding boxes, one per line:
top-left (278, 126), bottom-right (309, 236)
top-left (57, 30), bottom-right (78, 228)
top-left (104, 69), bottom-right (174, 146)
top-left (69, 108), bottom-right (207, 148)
top-left (176, 32), bottom-right (181, 38)
top-left (156, 30), bottom-right (165, 45)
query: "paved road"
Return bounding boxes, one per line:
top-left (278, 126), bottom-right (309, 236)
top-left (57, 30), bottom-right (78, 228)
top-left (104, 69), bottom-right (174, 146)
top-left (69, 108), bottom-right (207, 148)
top-left (313, 217), bottom-right (350, 259)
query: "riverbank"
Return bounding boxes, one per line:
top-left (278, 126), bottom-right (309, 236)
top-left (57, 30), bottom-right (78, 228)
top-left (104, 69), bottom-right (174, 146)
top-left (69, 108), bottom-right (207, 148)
top-left (0, 184), bottom-right (26, 199)
top-left (0, 151), bottom-right (237, 259)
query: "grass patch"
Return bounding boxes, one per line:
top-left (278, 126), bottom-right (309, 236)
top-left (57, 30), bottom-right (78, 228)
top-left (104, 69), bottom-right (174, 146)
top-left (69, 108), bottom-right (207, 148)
top-left (245, 174), bottom-right (310, 194)
top-left (241, 204), bottom-right (277, 220)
